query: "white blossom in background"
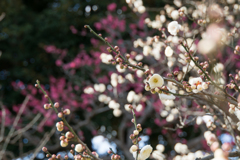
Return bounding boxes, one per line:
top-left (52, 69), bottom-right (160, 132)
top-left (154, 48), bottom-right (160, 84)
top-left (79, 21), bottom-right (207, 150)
top-left (166, 113), bottom-right (175, 122)
top-left (159, 87), bottom-right (176, 100)
top-left (160, 15), bottom-right (166, 23)
top-left (162, 99), bottom-right (175, 107)
top-left (143, 45), bottom-right (152, 56)
top-left (148, 74), bottom-right (164, 89)
top-left (212, 148), bottom-right (228, 160)
top-left (111, 73), bottom-right (118, 87)
top-left (94, 83), bottom-right (106, 93)
top-left (108, 100), bottom-right (120, 109)
top-left (100, 53), bottom-right (113, 64)
top-left (136, 104), bottom-right (143, 112)
top-left (165, 46), bottom-right (173, 57)
top-left (171, 10), bottom-right (179, 20)
top-left (125, 73), bottom-right (135, 83)
top-left (174, 143), bottom-right (189, 154)
top-left (98, 94), bottom-right (111, 104)
top-left (124, 104), bottom-right (132, 112)
top-left (113, 108), bottom-right (122, 117)
top-left (156, 144), bottom-right (165, 153)
top-left (138, 6), bottom-right (146, 14)
top-left (213, 63), bottom-right (224, 73)
top-left (127, 91), bottom-right (136, 103)
top-left (196, 116), bottom-right (203, 125)
top-left (116, 64), bottom-right (125, 73)
top-left (160, 110), bottom-right (169, 117)
top-left (84, 87), bottom-right (94, 94)
top-left (167, 21), bottom-right (181, 36)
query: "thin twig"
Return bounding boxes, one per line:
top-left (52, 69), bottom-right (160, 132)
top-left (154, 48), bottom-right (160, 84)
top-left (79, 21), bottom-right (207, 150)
top-left (0, 95), bottom-right (30, 159)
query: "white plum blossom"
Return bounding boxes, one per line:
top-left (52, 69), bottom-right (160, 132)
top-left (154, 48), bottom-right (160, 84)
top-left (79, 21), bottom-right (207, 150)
top-left (113, 109), bottom-right (122, 117)
top-left (156, 144), bottom-right (165, 153)
top-left (148, 74), bottom-right (164, 89)
top-left (189, 77), bottom-right (206, 93)
top-left (152, 150), bottom-right (165, 160)
top-left (165, 46), bottom-right (174, 57)
top-left (94, 83), bottom-right (106, 92)
top-left (166, 114), bottom-right (175, 122)
top-left (174, 143), bottom-right (189, 154)
top-left (171, 10), bottom-right (179, 20)
top-left (108, 100), bottom-right (120, 109)
top-left (213, 63), bottom-right (224, 73)
top-left (84, 87), bottom-right (94, 94)
top-left (167, 21), bottom-right (181, 36)
top-left (196, 116), bottom-right (203, 125)
top-left (133, 145), bottom-right (153, 160)
top-left (100, 53), bottom-right (113, 64)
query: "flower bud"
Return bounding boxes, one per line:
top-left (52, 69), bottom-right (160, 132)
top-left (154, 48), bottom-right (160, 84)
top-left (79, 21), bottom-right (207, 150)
top-left (42, 147), bottom-right (47, 152)
top-left (75, 144), bottom-right (83, 152)
top-left (133, 130), bottom-right (139, 136)
top-left (54, 102), bottom-right (59, 108)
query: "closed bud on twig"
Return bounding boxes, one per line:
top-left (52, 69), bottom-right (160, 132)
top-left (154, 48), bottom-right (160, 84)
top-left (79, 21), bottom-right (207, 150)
top-left (145, 83), bottom-right (150, 91)
top-left (167, 73), bottom-right (172, 77)
top-left (128, 105), bottom-right (133, 109)
top-left (42, 147), bottom-right (47, 152)
top-left (54, 102), bottom-right (59, 108)
top-left (112, 61), bottom-right (116, 65)
top-left (129, 134), bottom-right (135, 139)
top-left (236, 45), bottom-right (240, 51)
top-left (52, 154), bottom-right (56, 159)
top-left (44, 104), bottom-right (50, 110)
top-left (44, 95), bottom-right (49, 98)
top-left (194, 57), bottom-right (199, 61)
top-left (92, 151), bottom-right (99, 158)
top-left (60, 136), bottom-right (65, 141)
top-left (155, 87), bottom-right (160, 93)
top-left (70, 149), bottom-right (74, 154)
top-left (66, 131), bottom-right (74, 139)
top-left (138, 137), bottom-right (142, 141)
top-left (108, 150), bottom-right (112, 154)
top-left (60, 139), bottom-right (68, 147)
top-left (56, 121), bottom-right (64, 131)
top-left (132, 138), bottom-right (137, 144)
top-left (34, 84), bottom-right (38, 88)
top-left (114, 46), bottom-right (119, 50)
top-left (131, 118), bottom-right (135, 123)
top-left (56, 154), bottom-right (61, 159)
top-left (75, 144), bottom-right (83, 152)
top-left (107, 47), bottom-right (112, 52)
top-left (138, 62), bottom-right (142, 66)
top-left (64, 155), bottom-right (69, 159)
top-left (198, 69), bottom-right (203, 75)
top-left (63, 109), bottom-right (71, 115)
top-left (173, 71), bottom-right (179, 75)
top-left (133, 130), bottom-right (139, 135)
top-left (58, 112), bottom-right (63, 118)
top-left (98, 34), bottom-right (102, 37)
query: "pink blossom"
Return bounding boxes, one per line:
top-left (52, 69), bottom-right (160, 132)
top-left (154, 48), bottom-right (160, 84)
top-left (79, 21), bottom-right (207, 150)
top-left (107, 3), bottom-right (117, 12)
